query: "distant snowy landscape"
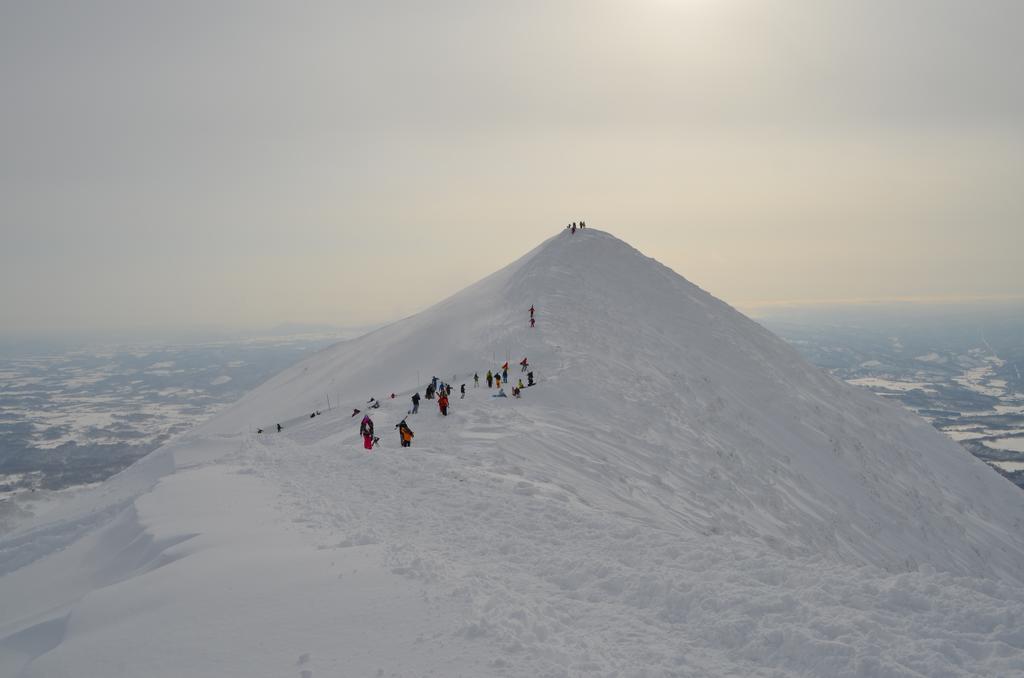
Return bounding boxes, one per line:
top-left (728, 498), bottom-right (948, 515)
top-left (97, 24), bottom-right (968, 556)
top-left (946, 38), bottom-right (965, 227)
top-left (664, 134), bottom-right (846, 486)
top-left (2, 231), bottom-right (1023, 677)
top-left (0, 331), bottom-right (358, 522)
top-left (760, 304), bottom-right (1024, 490)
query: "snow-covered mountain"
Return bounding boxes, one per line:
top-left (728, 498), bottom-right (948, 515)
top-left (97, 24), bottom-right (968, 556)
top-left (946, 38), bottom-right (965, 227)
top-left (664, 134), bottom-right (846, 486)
top-left (3, 229), bottom-right (1023, 677)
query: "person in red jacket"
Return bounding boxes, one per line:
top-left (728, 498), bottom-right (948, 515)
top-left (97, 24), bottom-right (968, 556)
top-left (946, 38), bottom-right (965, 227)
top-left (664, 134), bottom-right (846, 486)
top-left (438, 393), bottom-right (450, 416)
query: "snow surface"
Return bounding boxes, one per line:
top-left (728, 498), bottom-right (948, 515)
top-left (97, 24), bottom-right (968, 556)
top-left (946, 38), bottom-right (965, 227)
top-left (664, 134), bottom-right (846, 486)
top-left (3, 229), bottom-right (1024, 677)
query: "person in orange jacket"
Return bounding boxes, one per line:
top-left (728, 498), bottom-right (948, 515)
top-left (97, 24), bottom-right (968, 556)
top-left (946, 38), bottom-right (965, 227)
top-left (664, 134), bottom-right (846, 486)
top-left (438, 392), bottom-right (450, 416)
top-left (396, 419), bottom-right (414, 447)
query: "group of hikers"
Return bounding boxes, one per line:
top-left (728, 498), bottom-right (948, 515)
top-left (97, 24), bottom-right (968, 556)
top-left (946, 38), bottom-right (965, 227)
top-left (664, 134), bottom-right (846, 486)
top-left (260, 304), bottom-right (543, 452)
top-left (357, 409), bottom-right (413, 450)
top-left (353, 358), bottom-right (536, 450)
top-left (482, 357), bottom-right (534, 397)
top-left (422, 377), bottom-right (460, 403)
top-left (567, 221), bottom-right (586, 234)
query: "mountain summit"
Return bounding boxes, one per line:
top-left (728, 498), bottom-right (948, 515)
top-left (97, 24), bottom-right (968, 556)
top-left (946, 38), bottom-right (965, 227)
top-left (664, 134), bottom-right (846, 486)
top-left (216, 228), bottom-right (1024, 579)
top-left (3, 229), bottom-right (1024, 677)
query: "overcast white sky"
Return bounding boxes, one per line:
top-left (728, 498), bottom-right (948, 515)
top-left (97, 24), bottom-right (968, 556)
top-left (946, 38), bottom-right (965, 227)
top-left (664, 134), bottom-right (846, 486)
top-left (2, 0), bottom-right (1022, 334)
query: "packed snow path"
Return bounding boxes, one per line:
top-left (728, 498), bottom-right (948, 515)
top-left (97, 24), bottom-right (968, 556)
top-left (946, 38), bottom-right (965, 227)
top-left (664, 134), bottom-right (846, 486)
top-left (245, 388), bottom-right (1024, 677)
top-left (3, 229), bottom-right (1024, 677)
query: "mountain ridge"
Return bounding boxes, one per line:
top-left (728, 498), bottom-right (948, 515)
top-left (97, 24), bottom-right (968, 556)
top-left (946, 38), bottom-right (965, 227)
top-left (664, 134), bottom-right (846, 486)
top-left (205, 228), bottom-right (1024, 581)
top-left (2, 228), bottom-right (1024, 677)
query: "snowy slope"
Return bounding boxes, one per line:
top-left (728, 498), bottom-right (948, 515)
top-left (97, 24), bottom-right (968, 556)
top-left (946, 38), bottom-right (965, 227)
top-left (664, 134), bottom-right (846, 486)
top-left (2, 229), bottom-right (1024, 677)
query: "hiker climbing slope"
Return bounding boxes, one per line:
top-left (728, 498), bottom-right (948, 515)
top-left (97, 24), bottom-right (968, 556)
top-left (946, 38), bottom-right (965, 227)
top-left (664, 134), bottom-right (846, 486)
top-left (396, 419), bottom-right (414, 447)
top-left (359, 414), bottom-right (375, 450)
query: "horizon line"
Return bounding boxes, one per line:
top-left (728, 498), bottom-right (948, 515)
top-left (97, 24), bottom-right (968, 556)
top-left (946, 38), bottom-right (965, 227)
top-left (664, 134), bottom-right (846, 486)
top-left (739, 293), bottom-right (1024, 314)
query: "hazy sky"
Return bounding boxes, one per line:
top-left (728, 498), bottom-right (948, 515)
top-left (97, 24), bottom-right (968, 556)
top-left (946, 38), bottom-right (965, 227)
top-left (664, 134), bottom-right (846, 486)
top-left (2, 0), bottom-right (1022, 334)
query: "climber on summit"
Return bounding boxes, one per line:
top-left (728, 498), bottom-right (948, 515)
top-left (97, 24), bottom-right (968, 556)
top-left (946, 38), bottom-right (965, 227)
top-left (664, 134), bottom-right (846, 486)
top-left (438, 392), bottom-right (450, 416)
top-left (474, 372), bottom-right (480, 387)
top-left (486, 370), bottom-right (494, 388)
top-left (520, 357), bottom-right (529, 372)
top-left (359, 414), bottom-right (375, 450)
top-left (502, 362), bottom-right (509, 382)
top-left (495, 373), bottom-right (501, 389)
top-left (530, 317), bottom-right (536, 328)
top-left (460, 383), bottom-right (466, 399)
top-left (410, 391), bottom-right (420, 414)
top-left (529, 304), bottom-right (535, 318)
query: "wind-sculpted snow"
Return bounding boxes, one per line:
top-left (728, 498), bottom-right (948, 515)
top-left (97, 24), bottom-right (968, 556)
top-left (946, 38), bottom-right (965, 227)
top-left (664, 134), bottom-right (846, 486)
top-left (2, 229), bottom-right (1024, 676)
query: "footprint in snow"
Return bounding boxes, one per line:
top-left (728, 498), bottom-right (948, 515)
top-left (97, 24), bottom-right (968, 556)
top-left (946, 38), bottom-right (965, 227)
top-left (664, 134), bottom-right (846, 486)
top-left (513, 481), bottom-right (538, 496)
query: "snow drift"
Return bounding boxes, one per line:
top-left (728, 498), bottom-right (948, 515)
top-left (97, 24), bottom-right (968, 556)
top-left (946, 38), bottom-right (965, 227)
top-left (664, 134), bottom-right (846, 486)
top-left (2, 229), bottom-right (1023, 677)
